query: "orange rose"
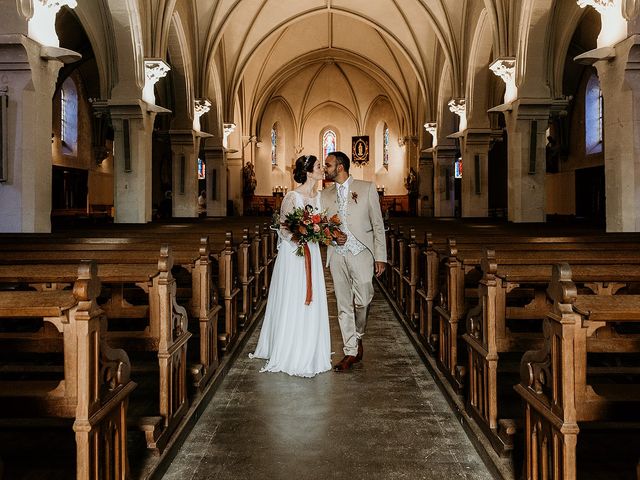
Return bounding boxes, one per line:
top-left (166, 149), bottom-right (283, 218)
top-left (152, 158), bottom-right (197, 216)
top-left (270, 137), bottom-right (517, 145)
top-left (298, 225), bottom-right (308, 235)
top-left (312, 214), bottom-right (321, 224)
top-left (329, 214), bottom-right (341, 225)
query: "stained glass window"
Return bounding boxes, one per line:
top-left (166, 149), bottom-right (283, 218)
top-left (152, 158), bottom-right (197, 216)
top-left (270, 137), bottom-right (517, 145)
top-left (60, 77), bottom-right (78, 152)
top-left (271, 124), bottom-right (277, 165)
top-left (323, 129), bottom-right (336, 160)
top-left (383, 124), bottom-right (390, 167)
top-left (585, 73), bottom-right (603, 155)
top-left (455, 158), bottom-right (463, 179)
top-left (198, 158), bottom-right (205, 179)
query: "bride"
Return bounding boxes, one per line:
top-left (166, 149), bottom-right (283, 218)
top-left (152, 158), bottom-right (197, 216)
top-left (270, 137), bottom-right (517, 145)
top-left (249, 154), bottom-right (332, 377)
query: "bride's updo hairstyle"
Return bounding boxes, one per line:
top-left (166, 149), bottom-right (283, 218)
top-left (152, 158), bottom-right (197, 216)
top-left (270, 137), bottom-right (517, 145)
top-left (293, 155), bottom-right (317, 184)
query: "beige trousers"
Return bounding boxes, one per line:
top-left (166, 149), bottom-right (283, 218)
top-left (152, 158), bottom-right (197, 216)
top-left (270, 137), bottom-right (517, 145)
top-left (329, 251), bottom-right (375, 356)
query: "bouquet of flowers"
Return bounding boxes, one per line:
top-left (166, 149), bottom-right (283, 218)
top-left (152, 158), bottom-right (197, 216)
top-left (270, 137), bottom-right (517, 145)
top-left (277, 205), bottom-right (345, 305)
top-left (280, 205), bottom-right (345, 256)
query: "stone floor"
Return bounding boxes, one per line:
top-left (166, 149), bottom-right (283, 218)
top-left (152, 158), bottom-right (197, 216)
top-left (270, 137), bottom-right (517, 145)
top-left (162, 270), bottom-right (495, 480)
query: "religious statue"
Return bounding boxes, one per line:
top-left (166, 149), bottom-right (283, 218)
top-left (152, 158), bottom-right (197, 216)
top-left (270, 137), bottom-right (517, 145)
top-left (404, 167), bottom-right (419, 216)
top-left (242, 162), bottom-right (257, 197)
top-left (404, 167), bottom-right (419, 194)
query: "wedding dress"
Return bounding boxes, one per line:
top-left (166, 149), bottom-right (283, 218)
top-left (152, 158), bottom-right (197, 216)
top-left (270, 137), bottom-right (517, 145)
top-left (249, 190), bottom-right (332, 377)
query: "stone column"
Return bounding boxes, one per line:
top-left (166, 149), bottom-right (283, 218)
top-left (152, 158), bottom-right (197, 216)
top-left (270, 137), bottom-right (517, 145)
top-left (418, 154), bottom-right (434, 216)
top-left (0, 36), bottom-right (72, 232)
top-left (432, 146), bottom-right (457, 217)
top-left (593, 30), bottom-right (640, 230)
top-left (170, 131), bottom-right (199, 217)
top-left (504, 102), bottom-right (550, 223)
top-left (460, 130), bottom-right (491, 217)
top-left (110, 104), bottom-right (156, 223)
top-left (227, 157), bottom-right (243, 216)
top-left (203, 142), bottom-right (227, 216)
top-left (108, 59), bottom-right (170, 224)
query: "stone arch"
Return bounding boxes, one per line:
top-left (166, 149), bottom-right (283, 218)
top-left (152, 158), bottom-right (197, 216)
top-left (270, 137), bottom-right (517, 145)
top-left (204, 60), bottom-right (225, 140)
top-left (302, 103), bottom-right (360, 141)
top-left (436, 64), bottom-right (457, 143)
top-left (466, 9), bottom-right (494, 129)
top-left (516, 0), bottom-right (554, 98)
top-left (550, 5), bottom-right (589, 99)
top-left (72, 5), bottom-right (114, 98)
top-left (365, 96), bottom-right (404, 193)
top-left (255, 97), bottom-right (295, 195)
top-left (167, 11), bottom-right (195, 130)
top-left (106, 0), bottom-right (145, 99)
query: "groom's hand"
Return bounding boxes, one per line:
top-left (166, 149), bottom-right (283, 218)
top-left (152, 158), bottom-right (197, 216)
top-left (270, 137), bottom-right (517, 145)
top-left (335, 234), bottom-right (347, 246)
top-left (375, 261), bottom-right (386, 277)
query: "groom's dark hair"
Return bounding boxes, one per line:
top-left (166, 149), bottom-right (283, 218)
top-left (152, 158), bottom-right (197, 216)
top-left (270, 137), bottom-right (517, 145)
top-left (331, 150), bottom-right (350, 173)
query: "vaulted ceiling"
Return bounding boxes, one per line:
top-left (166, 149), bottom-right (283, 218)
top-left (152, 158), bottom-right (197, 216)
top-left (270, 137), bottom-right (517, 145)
top-left (195, 0), bottom-right (474, 136)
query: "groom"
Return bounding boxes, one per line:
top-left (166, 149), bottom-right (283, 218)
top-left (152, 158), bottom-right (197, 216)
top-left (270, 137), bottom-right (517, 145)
top-left (322, 151), bottom-right (387, 372)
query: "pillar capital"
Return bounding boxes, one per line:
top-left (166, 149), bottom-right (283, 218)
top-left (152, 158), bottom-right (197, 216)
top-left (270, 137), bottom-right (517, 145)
top-left (193, 98), bottom-right (211, 132)
top-left (490, 57), bottom-right (517, 104)
top-left (577, 0), bottom-right (627, 48)
top-left (423, 122), bottom-right (437, 147)
top-left (143, 58), bottom-right (170, 105)
top-left (27, 0), bottom-right (77, 48)
top-left (448, 98), bottom-right (467, 131)
top-left (223, 122), bottom-right (236, 148)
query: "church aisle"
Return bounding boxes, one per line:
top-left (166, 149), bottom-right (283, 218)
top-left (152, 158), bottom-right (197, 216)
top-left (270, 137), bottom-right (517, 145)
top-left (162, 273), bottom-right (495, 480)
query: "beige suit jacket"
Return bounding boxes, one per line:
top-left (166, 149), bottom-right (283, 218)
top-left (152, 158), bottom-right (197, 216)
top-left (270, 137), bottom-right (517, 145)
top-left (321, 179), bottom-right (387, 266)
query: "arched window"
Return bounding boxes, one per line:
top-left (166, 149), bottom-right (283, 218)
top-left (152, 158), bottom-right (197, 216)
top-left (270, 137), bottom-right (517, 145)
top-left (60, 77), bottom-right (78, 154)
top-left (322, 129), bottom-right (336, 160)
top-left (383, 123), bottom-right (390, 167)
top-left (271, 124), bottom-right (277, 165)
top-left (585, 73), bottom-right (603, 155)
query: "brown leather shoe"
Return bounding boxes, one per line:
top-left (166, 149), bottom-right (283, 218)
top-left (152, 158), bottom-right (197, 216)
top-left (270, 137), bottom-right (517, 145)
top-left (333, 355), bottom-right (358, 372)
top-left (354, 340), bottom-right (363, 363)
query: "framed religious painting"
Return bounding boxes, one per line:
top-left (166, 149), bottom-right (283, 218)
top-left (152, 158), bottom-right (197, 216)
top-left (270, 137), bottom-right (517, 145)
top-left (352, 136), bottom-right (369, 167)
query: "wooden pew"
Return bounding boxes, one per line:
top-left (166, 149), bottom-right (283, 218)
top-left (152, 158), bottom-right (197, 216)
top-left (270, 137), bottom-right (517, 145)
top-left (416, 233), bottom-right (441, 352)
top-left (237, 228), bottom-right (255, 329)
top-left (0, 260), bottom-right (135, 479)
top-left (463, 248), bottom-right (640, 454)
top-left (0, 232), bottom-right (241, 384)
top-left (433, 239), bottom-right (640, 391)
top-left (386, 225), bottom-right (403, 298)
top-left (515, 264), bottom-right (640, 480)
top-left (0, 247), bottom-right (191, 452)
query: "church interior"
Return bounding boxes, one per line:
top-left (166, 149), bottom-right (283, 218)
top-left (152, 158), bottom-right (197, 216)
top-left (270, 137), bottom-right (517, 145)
top-left (2, 0), bottom-right (640, 479)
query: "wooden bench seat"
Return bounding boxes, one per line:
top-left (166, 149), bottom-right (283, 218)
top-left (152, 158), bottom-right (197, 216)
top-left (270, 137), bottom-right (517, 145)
top-left (0, 247), bottom-right (191, 453)
top-left (387, 228), bottom-right (640, 354)
top-left (0, 261), bottom-right (135, 480)
top-left (462, 248), bottom-right (640, 454)
top-left (0, 234), bottom-right (234, 388)
top-left (430, 239), bottom-right (640, 391)
top-left (515, 263), bottom-right (640, 480)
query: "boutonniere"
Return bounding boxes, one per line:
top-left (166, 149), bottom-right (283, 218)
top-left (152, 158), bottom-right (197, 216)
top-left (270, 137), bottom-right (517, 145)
top-left (351, 192), bottom-right (358, 204)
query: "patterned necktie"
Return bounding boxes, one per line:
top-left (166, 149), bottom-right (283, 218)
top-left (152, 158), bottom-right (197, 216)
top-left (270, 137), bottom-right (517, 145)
top-left (338, 184), bottom-right (345, 202)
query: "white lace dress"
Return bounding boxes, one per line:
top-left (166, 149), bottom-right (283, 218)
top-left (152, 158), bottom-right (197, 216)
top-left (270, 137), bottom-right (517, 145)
top-left (249, 191), bottom-right (332, 377)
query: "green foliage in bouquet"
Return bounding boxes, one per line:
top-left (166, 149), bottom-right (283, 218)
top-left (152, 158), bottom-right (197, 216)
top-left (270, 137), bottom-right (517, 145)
top-left (277, 205), bottom-right (346, 256)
